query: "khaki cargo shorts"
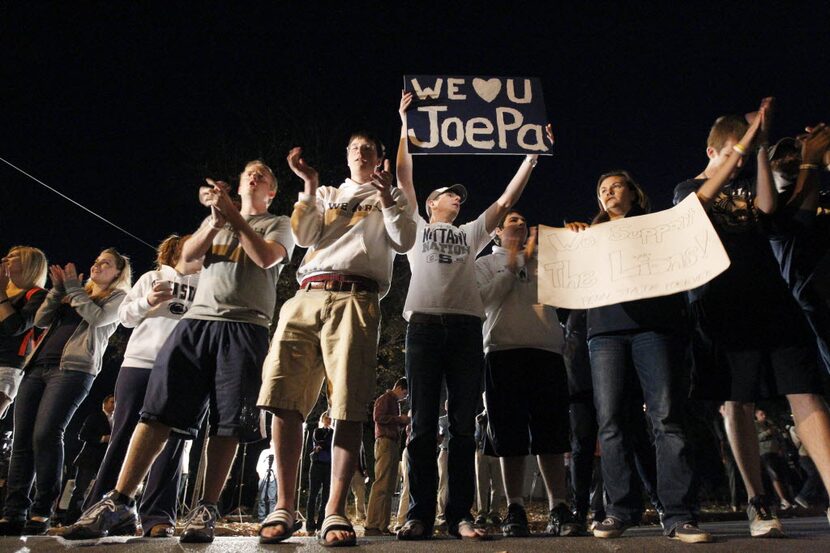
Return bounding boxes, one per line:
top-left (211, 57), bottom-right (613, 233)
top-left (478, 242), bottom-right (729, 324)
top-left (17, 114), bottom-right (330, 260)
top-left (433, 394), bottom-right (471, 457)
top-left (257, 288), bottom-right (380, 422)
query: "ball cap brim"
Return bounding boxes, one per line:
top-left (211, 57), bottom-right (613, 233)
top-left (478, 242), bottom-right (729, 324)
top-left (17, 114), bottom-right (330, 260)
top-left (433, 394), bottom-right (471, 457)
top-left (425, 184), bottom-right (468, 217)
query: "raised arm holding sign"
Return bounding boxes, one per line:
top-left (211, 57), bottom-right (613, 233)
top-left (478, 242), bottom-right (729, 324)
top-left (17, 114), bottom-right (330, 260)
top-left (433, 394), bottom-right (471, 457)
top-left (397, 90), bottom-right (552, 233)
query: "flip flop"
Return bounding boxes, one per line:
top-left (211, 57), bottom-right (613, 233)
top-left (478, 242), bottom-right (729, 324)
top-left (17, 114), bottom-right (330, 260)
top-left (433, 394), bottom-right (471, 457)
top-left (259, 508), bottom-right (297, 544)
top-left (396, 519), bottom-right (431, 540)
top-left (318, 514), bottom-right (357, 547)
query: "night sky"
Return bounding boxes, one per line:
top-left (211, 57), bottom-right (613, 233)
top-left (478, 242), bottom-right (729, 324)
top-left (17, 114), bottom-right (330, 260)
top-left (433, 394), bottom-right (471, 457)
top-left (2, 3), bottom-right (830, 275)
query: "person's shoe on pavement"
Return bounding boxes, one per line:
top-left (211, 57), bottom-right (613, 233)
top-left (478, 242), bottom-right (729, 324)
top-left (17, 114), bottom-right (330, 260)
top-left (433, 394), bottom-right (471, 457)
top-left (747, 495), bottom-right (784, 538)
top-left (668, 522), bottom-right (712, 544)
top-left (62, 491), bottom-right (138, 540)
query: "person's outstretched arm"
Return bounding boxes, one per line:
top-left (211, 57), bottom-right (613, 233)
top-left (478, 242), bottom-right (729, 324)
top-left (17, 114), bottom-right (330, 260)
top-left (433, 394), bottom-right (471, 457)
top-left (396, 91), bottom-right (417, 215)
top-left (696, 98), bottom-right (770, 210)
top-left (483, 124), bottom-right (552, 233)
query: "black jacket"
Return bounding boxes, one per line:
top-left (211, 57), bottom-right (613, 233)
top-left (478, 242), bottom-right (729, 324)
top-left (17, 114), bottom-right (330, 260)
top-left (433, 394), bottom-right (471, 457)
top-left (73, 410), bottom-right (111, 469)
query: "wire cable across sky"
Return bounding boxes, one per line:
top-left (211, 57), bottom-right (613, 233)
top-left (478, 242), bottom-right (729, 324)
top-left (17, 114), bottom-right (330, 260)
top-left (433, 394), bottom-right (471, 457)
top-left (0, 156), bottom-right (156, 251)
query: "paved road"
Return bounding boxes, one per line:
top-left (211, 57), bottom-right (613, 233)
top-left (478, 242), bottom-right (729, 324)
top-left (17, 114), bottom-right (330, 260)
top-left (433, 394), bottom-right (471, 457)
top-left (1, 516), bottom-right (828, 552)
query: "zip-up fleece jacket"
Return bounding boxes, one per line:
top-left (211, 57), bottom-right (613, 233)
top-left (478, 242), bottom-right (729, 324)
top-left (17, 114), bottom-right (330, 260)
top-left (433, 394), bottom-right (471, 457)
top-left (25, 281), bottom-right (126, 376)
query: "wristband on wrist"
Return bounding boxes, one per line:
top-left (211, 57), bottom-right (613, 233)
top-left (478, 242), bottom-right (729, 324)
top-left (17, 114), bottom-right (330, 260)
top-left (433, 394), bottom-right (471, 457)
top-left (732, 143), bottom-right (748, 156)
top-left (800, 163), bottom-right (819, 171)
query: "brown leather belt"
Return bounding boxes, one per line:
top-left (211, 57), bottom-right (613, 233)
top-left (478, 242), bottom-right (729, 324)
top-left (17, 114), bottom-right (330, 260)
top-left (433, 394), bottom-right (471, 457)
top-left (300, 274), bottom-right (379, 293)
top-left (408, 312), bottom-right (481, 325)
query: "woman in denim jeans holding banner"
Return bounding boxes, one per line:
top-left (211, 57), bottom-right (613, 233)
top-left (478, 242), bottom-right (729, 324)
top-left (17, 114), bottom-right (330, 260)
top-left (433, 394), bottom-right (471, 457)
top-left (566, 171), bottom-right (709, 544)
top-left (0, 248), bottom-right (130, 536)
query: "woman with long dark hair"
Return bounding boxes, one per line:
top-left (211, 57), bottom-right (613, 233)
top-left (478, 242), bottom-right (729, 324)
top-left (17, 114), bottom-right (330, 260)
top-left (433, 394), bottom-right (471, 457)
top-left (0, 247), bottom-right (131, 535)
top-left (567, 172), bottom-right (709, 543)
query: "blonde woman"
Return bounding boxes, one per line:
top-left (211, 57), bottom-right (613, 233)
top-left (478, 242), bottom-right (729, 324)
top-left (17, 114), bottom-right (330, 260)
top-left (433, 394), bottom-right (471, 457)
top-left (0, 248), bottom-right (131, 536)
top-left (0, 246), bottom-right (48, 418)
top-left (79, 235), bottom-right (200, 536)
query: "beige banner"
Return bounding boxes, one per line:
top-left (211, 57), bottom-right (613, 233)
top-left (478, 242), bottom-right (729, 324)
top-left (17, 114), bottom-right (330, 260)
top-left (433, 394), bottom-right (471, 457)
top-left (538, 193), bottom-right (730, 309)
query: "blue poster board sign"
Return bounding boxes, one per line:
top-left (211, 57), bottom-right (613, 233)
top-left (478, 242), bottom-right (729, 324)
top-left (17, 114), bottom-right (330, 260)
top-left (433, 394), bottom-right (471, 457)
top-left (403, 75), bottom-right (551, 155)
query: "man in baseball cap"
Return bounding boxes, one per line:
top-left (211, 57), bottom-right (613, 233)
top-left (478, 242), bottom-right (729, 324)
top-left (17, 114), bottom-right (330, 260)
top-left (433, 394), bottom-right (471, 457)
top-left (393, 90), bottom-right (551, 540)
top-left (424, 184), bottom-right (468, 218)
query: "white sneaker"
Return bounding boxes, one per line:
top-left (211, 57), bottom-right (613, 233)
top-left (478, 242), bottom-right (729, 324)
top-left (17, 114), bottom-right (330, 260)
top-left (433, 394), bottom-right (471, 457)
top-left (747, 497), bottom-right (784, 538)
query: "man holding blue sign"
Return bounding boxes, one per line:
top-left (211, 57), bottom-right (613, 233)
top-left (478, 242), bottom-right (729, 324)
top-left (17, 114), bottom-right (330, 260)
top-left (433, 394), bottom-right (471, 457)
top-left (395, 90), bottom-right (552, 540)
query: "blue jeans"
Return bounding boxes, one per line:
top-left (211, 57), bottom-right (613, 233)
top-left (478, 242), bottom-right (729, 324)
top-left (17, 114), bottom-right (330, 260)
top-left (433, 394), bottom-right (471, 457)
top-left (404, 316), bottom-right (483, 529)
top-left (588, 331), bottom-right (697, 533)
top-left (4, 365), bottom-right (94, 518)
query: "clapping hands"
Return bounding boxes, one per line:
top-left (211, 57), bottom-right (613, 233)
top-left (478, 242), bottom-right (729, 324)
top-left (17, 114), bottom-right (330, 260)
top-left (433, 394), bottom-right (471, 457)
top-left (369, 159), bottom-right (395, 206)
top-left (49, 263), bottom-right (83, 292)
top-left (801, 123), bottom-right (830, 165)
top-left (287, 147), bottom-right (319, 186)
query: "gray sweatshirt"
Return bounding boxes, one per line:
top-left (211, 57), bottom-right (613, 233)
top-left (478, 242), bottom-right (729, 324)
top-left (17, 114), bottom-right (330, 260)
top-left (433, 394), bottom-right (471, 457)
top-left (25, 283), bottom-right (126, 376)
top-left (476, 246), bottom-right (564, 354)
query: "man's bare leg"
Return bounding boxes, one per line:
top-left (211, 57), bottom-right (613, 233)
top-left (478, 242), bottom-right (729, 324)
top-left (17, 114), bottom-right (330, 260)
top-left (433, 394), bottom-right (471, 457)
top-left (500, 456), bottom-right (526, 501)
top-left (769, 476), bottom-right (790, 506)
top-left (497, 456), bottom-right (527, 537)
top-left (537, 453), bottom-right (567, 510)
top-left (322, 419), bottom-right (361, 543)
top-left (259, 408), bottom-right (303, 539)
top-left (200, 436), bottom-right (239, 504)
top-left (722, 401), bottom-right (764, 498)
top-left (788, 394), bottom-right (830, 493)
top-left (115, 421), bottom-right (171, 497)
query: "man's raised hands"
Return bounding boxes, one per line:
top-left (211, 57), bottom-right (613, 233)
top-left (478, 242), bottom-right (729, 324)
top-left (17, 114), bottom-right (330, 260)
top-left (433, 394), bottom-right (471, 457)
top-left (287, 146), bottom-right (319, 190)
top-left (369, 159), bottom-right (395, 208)
top-left (801, 123), bottom-right (830, 165)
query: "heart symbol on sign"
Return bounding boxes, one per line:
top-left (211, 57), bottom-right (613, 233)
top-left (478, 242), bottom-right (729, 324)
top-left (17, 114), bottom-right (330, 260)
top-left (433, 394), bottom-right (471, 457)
top-left (472, 78), bottom-right (501, 103)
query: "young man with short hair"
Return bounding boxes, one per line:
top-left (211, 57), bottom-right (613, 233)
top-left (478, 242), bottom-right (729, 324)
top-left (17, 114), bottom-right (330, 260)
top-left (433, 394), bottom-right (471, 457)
top-left (66, 160), bottom-right (294, 543)
top-left (475, 210), bottom-right (581, 537)
top-left (257, 133), bottom-right (416, 546)
top-left (676, 99), bottom-right (830, 537)
top-left (394, 92), bottom-right (547, 540)
top-left (364, 377), bottom-right (409, 535)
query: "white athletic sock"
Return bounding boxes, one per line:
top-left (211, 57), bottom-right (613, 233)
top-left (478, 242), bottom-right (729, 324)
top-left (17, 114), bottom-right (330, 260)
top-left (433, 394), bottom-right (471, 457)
top-left (550, 497), bottom-right (567, 511)
top-left (508, 497), bottom-right (524, 507)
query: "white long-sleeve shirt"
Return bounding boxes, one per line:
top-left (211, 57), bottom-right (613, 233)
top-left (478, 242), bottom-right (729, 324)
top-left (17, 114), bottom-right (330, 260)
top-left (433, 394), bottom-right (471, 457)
top-left (119, 265), bottom-right (200, 369)
top-left (475, 246), bottom-right (564, 354)
top-left (291, 179), bottom-right (416, 298)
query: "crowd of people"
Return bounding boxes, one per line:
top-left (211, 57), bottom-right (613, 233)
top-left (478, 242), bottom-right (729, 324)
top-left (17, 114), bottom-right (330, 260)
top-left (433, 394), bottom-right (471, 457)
top-left (0, 93), bottom-right (827, 547)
